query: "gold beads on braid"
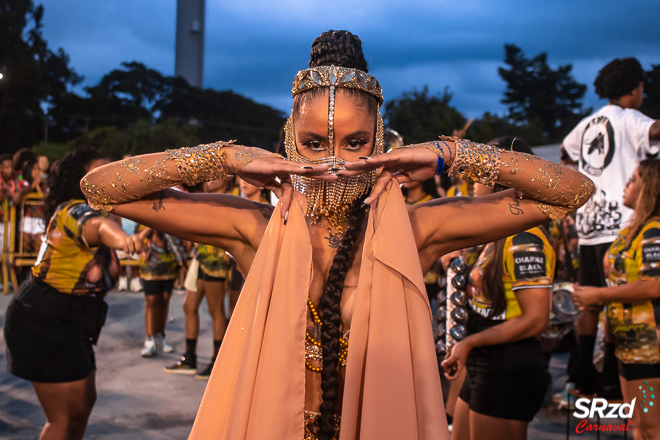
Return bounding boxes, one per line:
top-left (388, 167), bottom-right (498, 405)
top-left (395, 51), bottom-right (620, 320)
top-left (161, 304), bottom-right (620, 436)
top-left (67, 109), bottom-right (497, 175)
top-left (305, 296), bottom-right (349, 373)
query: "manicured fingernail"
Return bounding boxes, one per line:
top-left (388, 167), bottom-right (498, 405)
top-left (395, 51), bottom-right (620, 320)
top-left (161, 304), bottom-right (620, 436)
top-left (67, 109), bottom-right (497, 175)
top-left (284, 211), bottom-right (289, 225)
top-left (328, 168), bottom-right (340, 172)
top-left (359, 156), bottom-right (370, 160)
top-left (302, 166), bottom-right (313, 170)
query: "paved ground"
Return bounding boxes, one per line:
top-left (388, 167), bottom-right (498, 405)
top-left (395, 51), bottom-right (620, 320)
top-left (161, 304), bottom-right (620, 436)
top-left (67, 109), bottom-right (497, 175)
top-left (0, 290), bottom-right (628, 439)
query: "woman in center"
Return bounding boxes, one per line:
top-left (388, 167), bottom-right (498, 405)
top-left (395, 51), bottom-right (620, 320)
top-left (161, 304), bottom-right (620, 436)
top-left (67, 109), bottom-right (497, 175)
top-left (81, 31), bottom-right (594, 440)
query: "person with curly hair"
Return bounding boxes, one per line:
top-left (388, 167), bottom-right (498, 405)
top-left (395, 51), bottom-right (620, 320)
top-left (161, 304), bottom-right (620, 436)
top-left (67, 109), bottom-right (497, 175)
top-left (3, 147), bottom-right (146, 440)
top-left (81, 31), bottom-right (594, 440)
top-left (562, 57), bottom-right (660, 395)
top-left (572, 159), bottom-right (660, 440)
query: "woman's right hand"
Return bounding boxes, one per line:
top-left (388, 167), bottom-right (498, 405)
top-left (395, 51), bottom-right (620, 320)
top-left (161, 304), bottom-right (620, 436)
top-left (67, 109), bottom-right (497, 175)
top-left (230, 147), bottom-right (336, 217)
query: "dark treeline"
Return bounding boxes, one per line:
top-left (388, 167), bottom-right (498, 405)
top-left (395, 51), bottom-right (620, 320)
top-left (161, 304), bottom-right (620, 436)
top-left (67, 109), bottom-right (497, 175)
top-left (1, 1), bottom-right (659, 157)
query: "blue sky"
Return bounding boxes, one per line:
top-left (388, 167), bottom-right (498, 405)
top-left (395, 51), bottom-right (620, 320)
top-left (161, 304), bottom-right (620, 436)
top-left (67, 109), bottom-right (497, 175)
top-left (39, 0), bottom-right (660, 119)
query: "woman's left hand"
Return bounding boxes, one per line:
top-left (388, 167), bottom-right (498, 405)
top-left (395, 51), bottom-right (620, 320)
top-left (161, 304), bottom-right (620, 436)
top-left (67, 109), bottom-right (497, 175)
top-left (440, 339), bottom-right (471, 380)
top-left (571, 286), bottom-right (603, 310)
top-left (340, 145), bottom-right (441, 204)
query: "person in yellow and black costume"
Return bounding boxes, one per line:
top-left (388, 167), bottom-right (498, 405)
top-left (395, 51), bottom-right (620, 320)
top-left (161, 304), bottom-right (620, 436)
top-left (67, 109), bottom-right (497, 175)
top-left (166, 179), bottom-right (237, 378)
top-left (4, 147), bottom-right (145, 440)
top-left (138, 224), bottom-right (184, 357)
top-left (443, 146), bottom-right (556, 440)
top-left (572, 159), bottom-right (660, 440)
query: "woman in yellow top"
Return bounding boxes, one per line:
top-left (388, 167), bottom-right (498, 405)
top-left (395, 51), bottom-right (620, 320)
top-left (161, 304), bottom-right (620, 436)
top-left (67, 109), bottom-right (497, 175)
top-left (79, 31), bottom-right (593, 440)
top-left (572, 159), bottom-right (660, 440)
top-left (4, 147), bottom-right (145, 440)
top-left (442, 163), bottom-right (556, 440)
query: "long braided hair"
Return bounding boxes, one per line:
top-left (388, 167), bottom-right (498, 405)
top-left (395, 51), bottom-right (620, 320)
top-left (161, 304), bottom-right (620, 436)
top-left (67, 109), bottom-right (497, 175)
top-left (317, 198), bottom-right (368, 439)
top-left (302, 30), bottom-right (373, 439)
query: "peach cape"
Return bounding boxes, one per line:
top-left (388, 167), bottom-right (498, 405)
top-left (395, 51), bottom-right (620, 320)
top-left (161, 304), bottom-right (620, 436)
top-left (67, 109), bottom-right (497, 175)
top-left (188, 184), bottom-right (449, 440)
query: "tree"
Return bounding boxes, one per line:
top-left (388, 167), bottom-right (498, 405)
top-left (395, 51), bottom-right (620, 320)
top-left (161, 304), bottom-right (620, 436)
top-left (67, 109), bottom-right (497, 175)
top-left (641, 64), bottom-right (660, 119)
top-left (68, 119), bottom-right (199, 159)
top-left (53, 62), bottom-right (286, 151)
top-left (383, 86), bottom-right (466, 144)
top-left (498, 44), bottom-right (588, 141)
top-left (0, 0), bottom-right (82, 151)
top-left (466, 112), bottom-right (546, 146)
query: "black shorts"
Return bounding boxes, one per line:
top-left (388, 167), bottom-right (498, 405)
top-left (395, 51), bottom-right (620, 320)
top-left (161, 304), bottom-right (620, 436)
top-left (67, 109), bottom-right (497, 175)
top-left (578, 242), bottom-right (612, 287)
top-left (230, 265), bottom-right (245, 291)
top-left (197, 267), bottom-right (225, 283)
top-left (618, 361), bottom-right (660, 381)
top-left (459, 337), bottom-right (547, 422)
top-left (142, 278), bottom-right (175, 296)
top-left (4, 279), bottom-right (107, 383)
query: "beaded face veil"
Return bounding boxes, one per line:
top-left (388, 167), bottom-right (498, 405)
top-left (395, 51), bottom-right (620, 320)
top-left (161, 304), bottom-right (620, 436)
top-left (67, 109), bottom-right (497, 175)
top-left (286, 65), bottom-right (385, 231)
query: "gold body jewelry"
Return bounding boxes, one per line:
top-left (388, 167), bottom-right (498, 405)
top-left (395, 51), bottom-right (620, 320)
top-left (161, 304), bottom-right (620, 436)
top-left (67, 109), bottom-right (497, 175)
top-left (304, 411), bottom-right (340, 440)
top-left (288, 65), bottom-right (385, 231)
top-left (442, 135), bottom-right (502, 188)
top-left (305, 297), bottom-right (349, 372)
top-left (165, 141), bottom-right (229, 186)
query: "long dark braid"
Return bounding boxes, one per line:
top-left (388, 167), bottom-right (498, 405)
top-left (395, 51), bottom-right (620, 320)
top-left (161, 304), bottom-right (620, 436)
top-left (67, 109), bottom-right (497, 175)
top-left (318, 197), bottom-right (368, 439)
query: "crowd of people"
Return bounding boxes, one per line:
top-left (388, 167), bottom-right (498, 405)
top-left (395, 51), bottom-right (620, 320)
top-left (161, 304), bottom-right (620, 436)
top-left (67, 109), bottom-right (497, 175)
top-left (1, 30), bottom-right (659, 440)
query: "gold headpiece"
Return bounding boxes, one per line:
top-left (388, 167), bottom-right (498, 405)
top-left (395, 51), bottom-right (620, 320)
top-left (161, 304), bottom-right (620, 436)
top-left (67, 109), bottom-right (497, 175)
top-left (292, 65), bottom-right (383, 104)
top-left (287, 65), bottom-right (384, 231)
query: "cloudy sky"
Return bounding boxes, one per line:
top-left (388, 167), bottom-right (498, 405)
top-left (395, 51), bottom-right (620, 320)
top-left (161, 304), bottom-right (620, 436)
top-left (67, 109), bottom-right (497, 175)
top-left (39, 0), bottom-right (659, 119)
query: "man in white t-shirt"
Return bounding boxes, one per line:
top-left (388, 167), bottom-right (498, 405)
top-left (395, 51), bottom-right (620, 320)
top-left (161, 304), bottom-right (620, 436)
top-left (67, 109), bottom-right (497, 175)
top-left (562, 57), bottom-right (660, 393)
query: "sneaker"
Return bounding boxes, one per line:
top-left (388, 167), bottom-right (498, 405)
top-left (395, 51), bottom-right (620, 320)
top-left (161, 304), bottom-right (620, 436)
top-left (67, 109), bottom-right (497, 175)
top-left (155, 333), bottom-right (174, 353)
top-left (130, 277), bottom-right (143, 292)
top-left (164, 354), bottom-right (197, 375)
top-left (117, 276), bottom-right (128, 291)
top-left (141, 336), bottom-right (157, 357)
top-left (558, 382), bottom-right (576, 410)
top-left (195, 361), bottom-right (215, 380)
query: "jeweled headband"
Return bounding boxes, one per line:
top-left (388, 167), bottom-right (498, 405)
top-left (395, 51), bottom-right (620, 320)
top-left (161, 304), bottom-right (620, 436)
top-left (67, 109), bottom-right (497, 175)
top-left (292, 65), bottom-right (383, 157)
top-left (286, 65), bottom-right (384, 231)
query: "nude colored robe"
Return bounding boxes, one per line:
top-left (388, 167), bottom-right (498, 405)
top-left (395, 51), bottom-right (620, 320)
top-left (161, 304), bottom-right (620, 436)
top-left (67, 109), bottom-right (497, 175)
top-left (188, 183), bottom-right (449, 440)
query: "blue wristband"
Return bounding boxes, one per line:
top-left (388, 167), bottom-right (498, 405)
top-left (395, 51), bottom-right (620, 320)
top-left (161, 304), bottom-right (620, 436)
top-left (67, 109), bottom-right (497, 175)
top-left (434, 141), bottom-right (450, 175)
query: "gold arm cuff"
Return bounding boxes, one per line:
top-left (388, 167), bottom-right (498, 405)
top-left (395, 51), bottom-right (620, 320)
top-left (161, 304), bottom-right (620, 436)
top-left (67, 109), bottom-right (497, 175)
top-left (441, 136), bottom-right (501, 187)
top-left (166, 141), bottom-right (229, 186)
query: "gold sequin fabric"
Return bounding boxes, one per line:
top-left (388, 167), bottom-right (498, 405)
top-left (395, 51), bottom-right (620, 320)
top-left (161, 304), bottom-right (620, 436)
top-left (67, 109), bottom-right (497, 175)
top-left (304, 412), bottom-right (340, 440)
top-left (284, 114), bottom-right (384, 231)
top-left (498, 151), bottom-right (595, 220)
top-left (442, 136), bottom-right (502, 187)
top-left (292, 65), bottom-right (383, 105)
top-left (165, 141), bottom-right (228, 186)
top-left (81, 155), bottom-right (178, 211)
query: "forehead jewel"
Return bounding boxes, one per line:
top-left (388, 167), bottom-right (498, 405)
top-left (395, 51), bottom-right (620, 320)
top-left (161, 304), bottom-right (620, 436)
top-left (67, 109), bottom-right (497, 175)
top-left (292, 65), bottom-right (383, 105)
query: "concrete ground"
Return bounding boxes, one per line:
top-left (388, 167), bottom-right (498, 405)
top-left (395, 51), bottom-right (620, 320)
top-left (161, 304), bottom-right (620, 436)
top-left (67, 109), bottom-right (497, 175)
top-left (0, 290), bottom-right (629, 440)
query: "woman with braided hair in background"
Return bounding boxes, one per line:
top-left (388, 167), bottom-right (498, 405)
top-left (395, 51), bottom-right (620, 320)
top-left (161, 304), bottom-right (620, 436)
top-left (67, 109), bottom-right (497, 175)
top-left (81, 31), bottom-right (594, 440)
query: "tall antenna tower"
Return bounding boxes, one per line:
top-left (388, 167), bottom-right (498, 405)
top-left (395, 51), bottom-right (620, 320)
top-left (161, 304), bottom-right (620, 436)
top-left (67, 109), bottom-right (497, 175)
top-left (175, 0), bottom-right (205, 88)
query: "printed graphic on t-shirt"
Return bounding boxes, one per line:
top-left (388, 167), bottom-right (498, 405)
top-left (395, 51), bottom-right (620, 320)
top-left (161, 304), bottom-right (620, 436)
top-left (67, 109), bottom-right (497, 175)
top-left (576, 188), bottom-right (623, 239)
top-left (580, 116), bottom-right (615, 177)
top-left (513, 251), bottom-right (547, 280)
top-left (33, 200), bottom-right (119, 295)
top-left (640, 228), bottom-right (660, 278)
